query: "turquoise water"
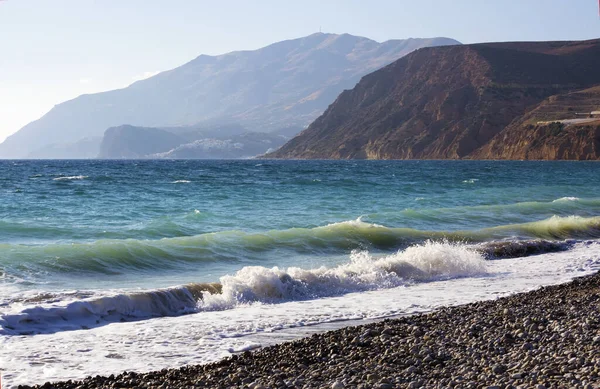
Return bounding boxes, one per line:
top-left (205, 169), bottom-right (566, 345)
top-left (2, 160), bottom-right (600, 295)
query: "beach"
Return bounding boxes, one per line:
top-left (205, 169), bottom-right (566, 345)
top-left (2, 5), bottom-right (600, 388)
top-left (17, 271), bottom-right (600, 388)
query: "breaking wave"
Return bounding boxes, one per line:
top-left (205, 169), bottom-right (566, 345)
top-left (553, 197), bottom-right (580, 202)
top-left (0, 241), bottom-right (486, 335)
top-left (200, 240), bottom-right (486, 310)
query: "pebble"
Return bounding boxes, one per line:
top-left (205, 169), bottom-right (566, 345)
top-left (331, 381), bottom-right (344, 389)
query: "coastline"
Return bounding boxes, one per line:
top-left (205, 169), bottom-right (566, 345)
top-left (18, 272), bottom-right (600, 389)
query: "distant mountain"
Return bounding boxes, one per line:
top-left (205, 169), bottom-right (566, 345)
top-left (27, 137), bottom-right (102, 159)
top-left (97, 126), bottom-right (185, 159)
top-left (149, 132), bottom-right (289, 159)
top-left (0, 33), bottom-right (460, 158)
top-left (268, 39), bottom-right (600, 160)
top-left (97, 124), bottom-right (289, 159)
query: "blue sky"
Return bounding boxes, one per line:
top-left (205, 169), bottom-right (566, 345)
top-left (0, 0), bottom-right (598, 142)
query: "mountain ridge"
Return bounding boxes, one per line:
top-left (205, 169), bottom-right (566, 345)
top-left (0, 33), bottom-right (460, 159)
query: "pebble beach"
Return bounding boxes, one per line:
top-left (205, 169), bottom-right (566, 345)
top-left (18, 271), bottom-right (600, 389)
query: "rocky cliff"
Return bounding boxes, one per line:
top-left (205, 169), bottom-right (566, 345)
top-left (268, 39), bottom-right (600, 160)
top-left (472, 86), bottom-right (600, 159)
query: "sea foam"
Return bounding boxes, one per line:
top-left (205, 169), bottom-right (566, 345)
top-left (53, 175), bottom-right (88, 181)
top-left (0, 241), bottom-right (485, 334)
top-left (200, 240), bottom-right (486, 310)
top-left (552, 196), bottom-right (580, 202)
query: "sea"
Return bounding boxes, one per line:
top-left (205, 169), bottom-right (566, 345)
top-left (1, 159), bottom-right (600, 387)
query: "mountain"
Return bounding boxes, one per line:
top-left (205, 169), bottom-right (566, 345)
top-left (97, 126), bottom-right (185, 159)
top-left (0, 33), bottom-right (460, 159)
top-left (97, 124), bottom-right (291, 159)
top-left (26, 137), bottom-right (102, 159)
top-left (267, 39), bottom-right (600, 160)
top-left (97, 122), bottom-right (300, 159)
top-left (148, 132), bottom-right (290, 159)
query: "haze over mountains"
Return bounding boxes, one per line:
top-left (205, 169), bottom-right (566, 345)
top-left (0, 33), bottom-right (459, 159)
top-left (269, 39), bottom-right (600, 160)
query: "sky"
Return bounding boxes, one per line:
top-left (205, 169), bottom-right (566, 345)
top-left (0, 0), bottom-right (599, 143)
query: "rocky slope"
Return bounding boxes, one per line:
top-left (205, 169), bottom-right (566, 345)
top-left (268, 39), bottom-right (600, 160)
top-left (473, 86), bottom-right (600, 160)
top-left (0, 34), bottom-right (459, 158)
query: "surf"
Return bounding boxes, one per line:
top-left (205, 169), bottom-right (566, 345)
top-left (0, 240), bottom-right (486, 335)
top-left (2, 215), bottom-right (600, 280)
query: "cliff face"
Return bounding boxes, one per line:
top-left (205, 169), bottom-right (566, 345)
top-left (472, 123), bottom-right (600, 160)
top-left (473, 86), bottom-right (600, 160)
top-left (268, 39), bottom-right (600, 160)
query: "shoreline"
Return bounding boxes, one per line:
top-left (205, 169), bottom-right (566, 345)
top-left (18, 271), bottom-right (600, 389)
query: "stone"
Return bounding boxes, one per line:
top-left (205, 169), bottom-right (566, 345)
top-left (331, 381), bottom-right (345, 389)
top-left (492, 364), bottom-right (507, 375)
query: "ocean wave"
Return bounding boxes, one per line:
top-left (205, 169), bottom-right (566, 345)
top-left (2, 216), bottom-right (600, 277)
top-left (512, 215), bottom-right (600, 239)
top-left (53, 175), bottom-right (88, 181)
top-left (171, 180), bottom-right (191, 184)
top-left (0, 241), bottom-right (485, 335)
top-left (398, 197), bottom-right (599, 221)
top-left (0, 283), bottom-right (222, 335)
top-left (552, 197), bottom-right (580, 202)
top-left (201, 240), bottom-right (486, 310)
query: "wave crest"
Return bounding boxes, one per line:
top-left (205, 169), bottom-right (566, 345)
top-left (201, 240), bottom-right (486, 309)
top-left (0, 241), bottom-right (485, 335)
top-left (2, 216), bottom-right (600, 278)
top-left (53, 175), bottom-right (88, 181)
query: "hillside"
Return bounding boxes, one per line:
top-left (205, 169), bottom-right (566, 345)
top-left (97, 126), bottom-right (186, 159)
top-left (268, 39), bottom-right (600, 160)
top-left (473, 86), bottom-right (600, 159)
top-left (0, 34), bottom-right (459, 159)
top-left (97, 124), bottom-right (290, 159)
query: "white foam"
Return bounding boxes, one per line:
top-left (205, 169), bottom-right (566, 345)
top-left (171, 180), bottom-right (191, 184)
top-left (53, 175), bottom-right (88, 181)
top-left (325, 217), bottom-right (386, 229)
top-left (462, 179), bottom-right (479, 184)
top-left (226, 342), bottom-right (261, 353)
top-left (200, 241), bottom-right (486, 310)
top-left (553, 196), bottom-right (580, 202)
top-left (0, 241), bottom-right (484, 335)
